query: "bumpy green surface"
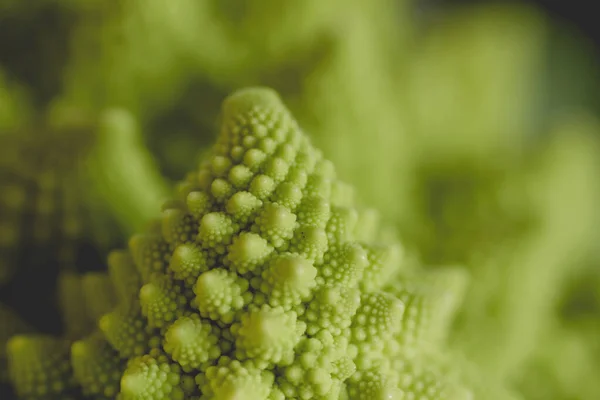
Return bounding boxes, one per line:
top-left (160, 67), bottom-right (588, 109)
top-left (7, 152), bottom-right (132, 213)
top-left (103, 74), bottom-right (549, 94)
top-left (6, 269), bottom-right (121, 399)
top-left (2, 2), bottom-right (600, 399)
top-left (5, 87), bottom-right (484, 399)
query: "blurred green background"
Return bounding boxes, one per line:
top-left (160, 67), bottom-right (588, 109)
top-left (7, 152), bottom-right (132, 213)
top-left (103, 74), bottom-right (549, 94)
top-left (1, 0), bottom-right (600, 399)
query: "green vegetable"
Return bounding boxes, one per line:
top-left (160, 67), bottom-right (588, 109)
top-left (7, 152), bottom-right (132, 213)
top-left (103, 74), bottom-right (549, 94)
top-left (6, 87), bottom-right (493, 399)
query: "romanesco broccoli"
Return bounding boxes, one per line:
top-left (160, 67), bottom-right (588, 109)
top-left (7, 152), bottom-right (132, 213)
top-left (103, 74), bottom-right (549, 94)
top-left (6, 87), bottom-right (484, 399)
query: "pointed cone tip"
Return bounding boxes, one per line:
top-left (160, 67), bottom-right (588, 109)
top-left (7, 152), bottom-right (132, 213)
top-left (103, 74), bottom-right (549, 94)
top-left (223, 87), bottom-right (282, 121)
